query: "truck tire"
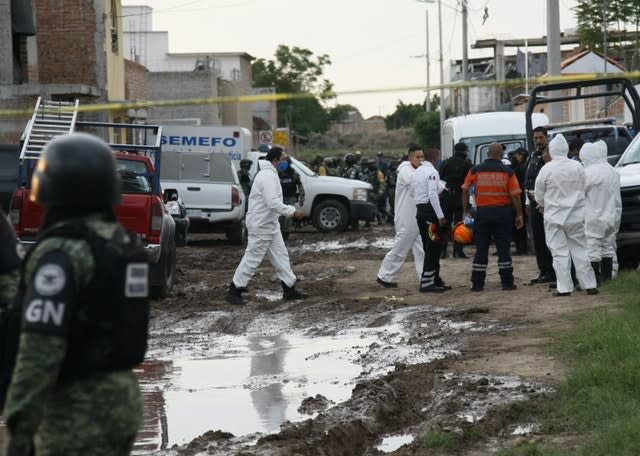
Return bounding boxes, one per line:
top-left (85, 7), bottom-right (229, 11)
top-left (151, 239), bottom-right (177, 299)
top-left (226, 221), bottom-right (245, 245)
top-left (175, 222), bottom-right (188, 247)
top-left (617, 250), bottom-right (640, 270)
top-left (312, 199), bottom-right (348, 233)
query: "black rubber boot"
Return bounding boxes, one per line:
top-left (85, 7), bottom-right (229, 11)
top-left (591, 261), bottom-right (601, 286)
top-left (453, 242), bottom-right (468, 258)
top-left (282, 281), bottom-right (308, 300)
top-left (601, 257), bottom-right (613, 282)
top-left (225, 282), bottom-right (246, 305)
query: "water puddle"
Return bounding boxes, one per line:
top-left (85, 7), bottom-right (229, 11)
top-left (376, 434), bottom-right (415, 453)
top-left (133, 331), bottom-right (375, 453)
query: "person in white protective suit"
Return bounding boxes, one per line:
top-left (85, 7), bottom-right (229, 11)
top-left (581, 140), bottom-right (621, 283)
top-left (376, 145), bottom-right (425, 287)
top-left (226, 146), bottom-right (307, 305)
top-left (534, 134), bottom-right (599, 296)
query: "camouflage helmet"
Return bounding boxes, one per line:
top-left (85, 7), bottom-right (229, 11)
top-left (360, 156), bottom-right (370, 167)
top-left (31, 133), bottom-right (121, 208)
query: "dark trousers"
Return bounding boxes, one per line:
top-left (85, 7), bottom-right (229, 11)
top-left (416, 205), bottom-right (442, 288)
top-left (529, 202), bottom-right (555, 278)
top-left (472, 206), bottom-right (514, 287)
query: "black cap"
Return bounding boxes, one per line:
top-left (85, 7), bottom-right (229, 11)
top-left (454, 142), bottom-right (468, 152)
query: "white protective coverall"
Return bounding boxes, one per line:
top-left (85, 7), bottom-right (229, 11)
top-left (377, 161), bottom-right (425, 283)
top-left (232, 159), bottom-right (297, 288)
top-left (534, 134), bottom-right (597, 293)
top-left (581, 140), bottom-right (621, 262)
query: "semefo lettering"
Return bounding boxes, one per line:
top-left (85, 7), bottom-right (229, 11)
top-left (161, 135), bottom-right (238, 148)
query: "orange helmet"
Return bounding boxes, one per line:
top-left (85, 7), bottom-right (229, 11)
top-left (453, 222), bottom-right (473, 244)
top-left (428, 223), bottom-right (442, 242)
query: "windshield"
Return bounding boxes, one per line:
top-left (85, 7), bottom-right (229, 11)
top-left (476, 140), bottom-right (525, 163)
top-left (617, 134), bottom-right (640, 166)
top-left (291, 157), bottom-right (316, 177)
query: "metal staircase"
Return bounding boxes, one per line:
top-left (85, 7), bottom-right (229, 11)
top-left (19, 97), bottom-right (79, 160)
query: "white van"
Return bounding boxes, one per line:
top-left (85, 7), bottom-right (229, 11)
top-left (442, 112), bottom-right (549, 164)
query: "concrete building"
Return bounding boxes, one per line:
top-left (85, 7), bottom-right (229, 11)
top-left (122, 5), bottom-right (254, 130)
top-left (0, 0), bottom-right (130, 144)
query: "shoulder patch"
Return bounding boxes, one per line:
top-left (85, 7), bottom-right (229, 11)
top-left (33, 263), bottom-right (67, 296)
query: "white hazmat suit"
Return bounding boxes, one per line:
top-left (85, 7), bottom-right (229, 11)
top-left (581, 140), bottom-right (621, 279)
top-left (377, 161), bottom-right (425, 284)
top-left (534, 134), bottom-right (597, 294)
top-left (232, 159), bottom-right (298, 288)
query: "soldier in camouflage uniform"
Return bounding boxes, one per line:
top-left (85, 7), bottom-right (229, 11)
top-left (238, 158), bottom-right (253, 212)
top-left (341, 153), bottom-right (361, 180)
top-left (361, 157), bottom-right (386, 225)
top-left (278, 156), bottom-right (305, 241)
top-left (385, 160), bottom-right (399, 222)
top-left (2, 133), bottom-right (148, 456)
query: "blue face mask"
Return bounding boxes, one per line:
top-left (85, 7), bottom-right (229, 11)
top-left (277, 160), bottom-right (289, 172)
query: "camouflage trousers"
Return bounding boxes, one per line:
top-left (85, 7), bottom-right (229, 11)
top-left (35, 370), bottom-right (142, 456)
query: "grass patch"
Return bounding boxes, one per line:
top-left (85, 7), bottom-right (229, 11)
top-left (538, 270), bottom-right (640, 455)
top-left (494, 441), bottom-right (563, 456)
top-left (417, 429), bottom-right (462, 450)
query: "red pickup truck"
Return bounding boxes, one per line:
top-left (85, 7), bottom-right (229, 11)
top-left (10, 122), bottom-right (177, 299)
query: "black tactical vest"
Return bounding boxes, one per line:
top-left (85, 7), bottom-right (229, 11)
top-left (280, 173), bottom-right (298, 199)
top-left (18, 221), bottom-right (149, 377)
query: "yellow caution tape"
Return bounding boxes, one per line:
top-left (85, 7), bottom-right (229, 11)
top-left (1, 71), bottom-right (640, 118)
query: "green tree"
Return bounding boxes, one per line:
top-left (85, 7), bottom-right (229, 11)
top-left (385, 101), bottom-right (423, 130)
top-left (252, 45), bottom-right (334, 137)
top-left (573, 0), bottom-right (640, 68)
top-left (327, 104), bottom-right (360, 123)
top-left (413, 111), bottom-right (441, 148)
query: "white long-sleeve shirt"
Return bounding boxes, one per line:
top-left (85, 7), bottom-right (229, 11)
top-left (245, 160), bottom-right (296, 233)
top-left (411, 161), bottom-right (444, 219)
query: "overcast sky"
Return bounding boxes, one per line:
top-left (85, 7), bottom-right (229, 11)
top-left (121, 0), bottom-right (580, 118)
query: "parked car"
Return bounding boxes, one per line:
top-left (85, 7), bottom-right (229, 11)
top-left (10, 119), bottom-right (177, 298)
top-left (164, 188), bottom-right (190, 247)
top-left (615, 133), bottom-right (640, 269)
top-left (247, 151), bottom-right (375, 232)
top-left (160, 150), bottom-right (245, 244)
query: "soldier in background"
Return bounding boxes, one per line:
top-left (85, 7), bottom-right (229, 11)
top-left (438, 142), bottom-right (472, 258)
top-left (238, 158), bottom-right (253, 210)
top-left (278, 156), bottom-right (305, 242)
top-left (385, 160), bottom-right (398, 223)
top-left (341, 153), bottom-right (362, 180)
top-left (362, 157), bottom-right (386, 225)
top-left (3, 133), bottom-right (148, 455)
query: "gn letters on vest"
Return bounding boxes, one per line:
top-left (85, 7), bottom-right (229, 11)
top-left (1, 221), bottom-right (150, 408)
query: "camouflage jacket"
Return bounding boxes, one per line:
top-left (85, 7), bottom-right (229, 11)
top-left (3, 215), bottom-right (142, 455)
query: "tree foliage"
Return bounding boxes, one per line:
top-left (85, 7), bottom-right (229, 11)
top-left (573, 0), bottom-right (640, 68)
top-left (414, 111), bottom-right (441, 148)
top-left (385, 95), bottom-right (441, 130)
top-left (252, 45), bottom-right (336, 137)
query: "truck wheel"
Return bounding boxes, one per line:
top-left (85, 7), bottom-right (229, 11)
top-left (151, 239), bottom-right (177, 299)
top-left (312, 199), bottom-right (348, 233)
top-left (226, 221), bottom-right (245, 245)
top-left (175, 223), bottom-right (188, 247)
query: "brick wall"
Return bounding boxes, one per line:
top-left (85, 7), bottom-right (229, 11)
top-left (35, 0), bottom-right (98, 87)
top-left (124, 59), bottom-right (147, 100)
top-left (147, 71), bottom-right (220, 125)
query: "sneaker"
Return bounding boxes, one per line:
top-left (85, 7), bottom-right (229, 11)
top-left (552, 291), bottom-right (571, 297)
top-left (586, 288), bottom-right (599, 295)
top-left (470, 286), bottom-right (484, 292)
top-left (502, 284), bottom-right (517, 291)
top-left (376, 277), bottom-right (398, 288)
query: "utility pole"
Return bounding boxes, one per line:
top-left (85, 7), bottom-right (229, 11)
top-left (546, 0), bottom-right (562, 122)
top-left (425, 9), bottom-right (431, 111)
top-left (438, 0), bottom-right (445, 147)
top-left (461, 0), bottom-right (469, 114)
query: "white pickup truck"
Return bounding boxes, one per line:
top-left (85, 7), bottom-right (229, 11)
top-left (247, 151), bottom-right (375, 232)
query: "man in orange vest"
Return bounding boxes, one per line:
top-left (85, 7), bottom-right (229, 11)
top-left (462, 143), bottom-right (524, 291)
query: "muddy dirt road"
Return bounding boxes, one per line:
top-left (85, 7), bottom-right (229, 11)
top-left (135, 224), bottom-right (610, 455)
